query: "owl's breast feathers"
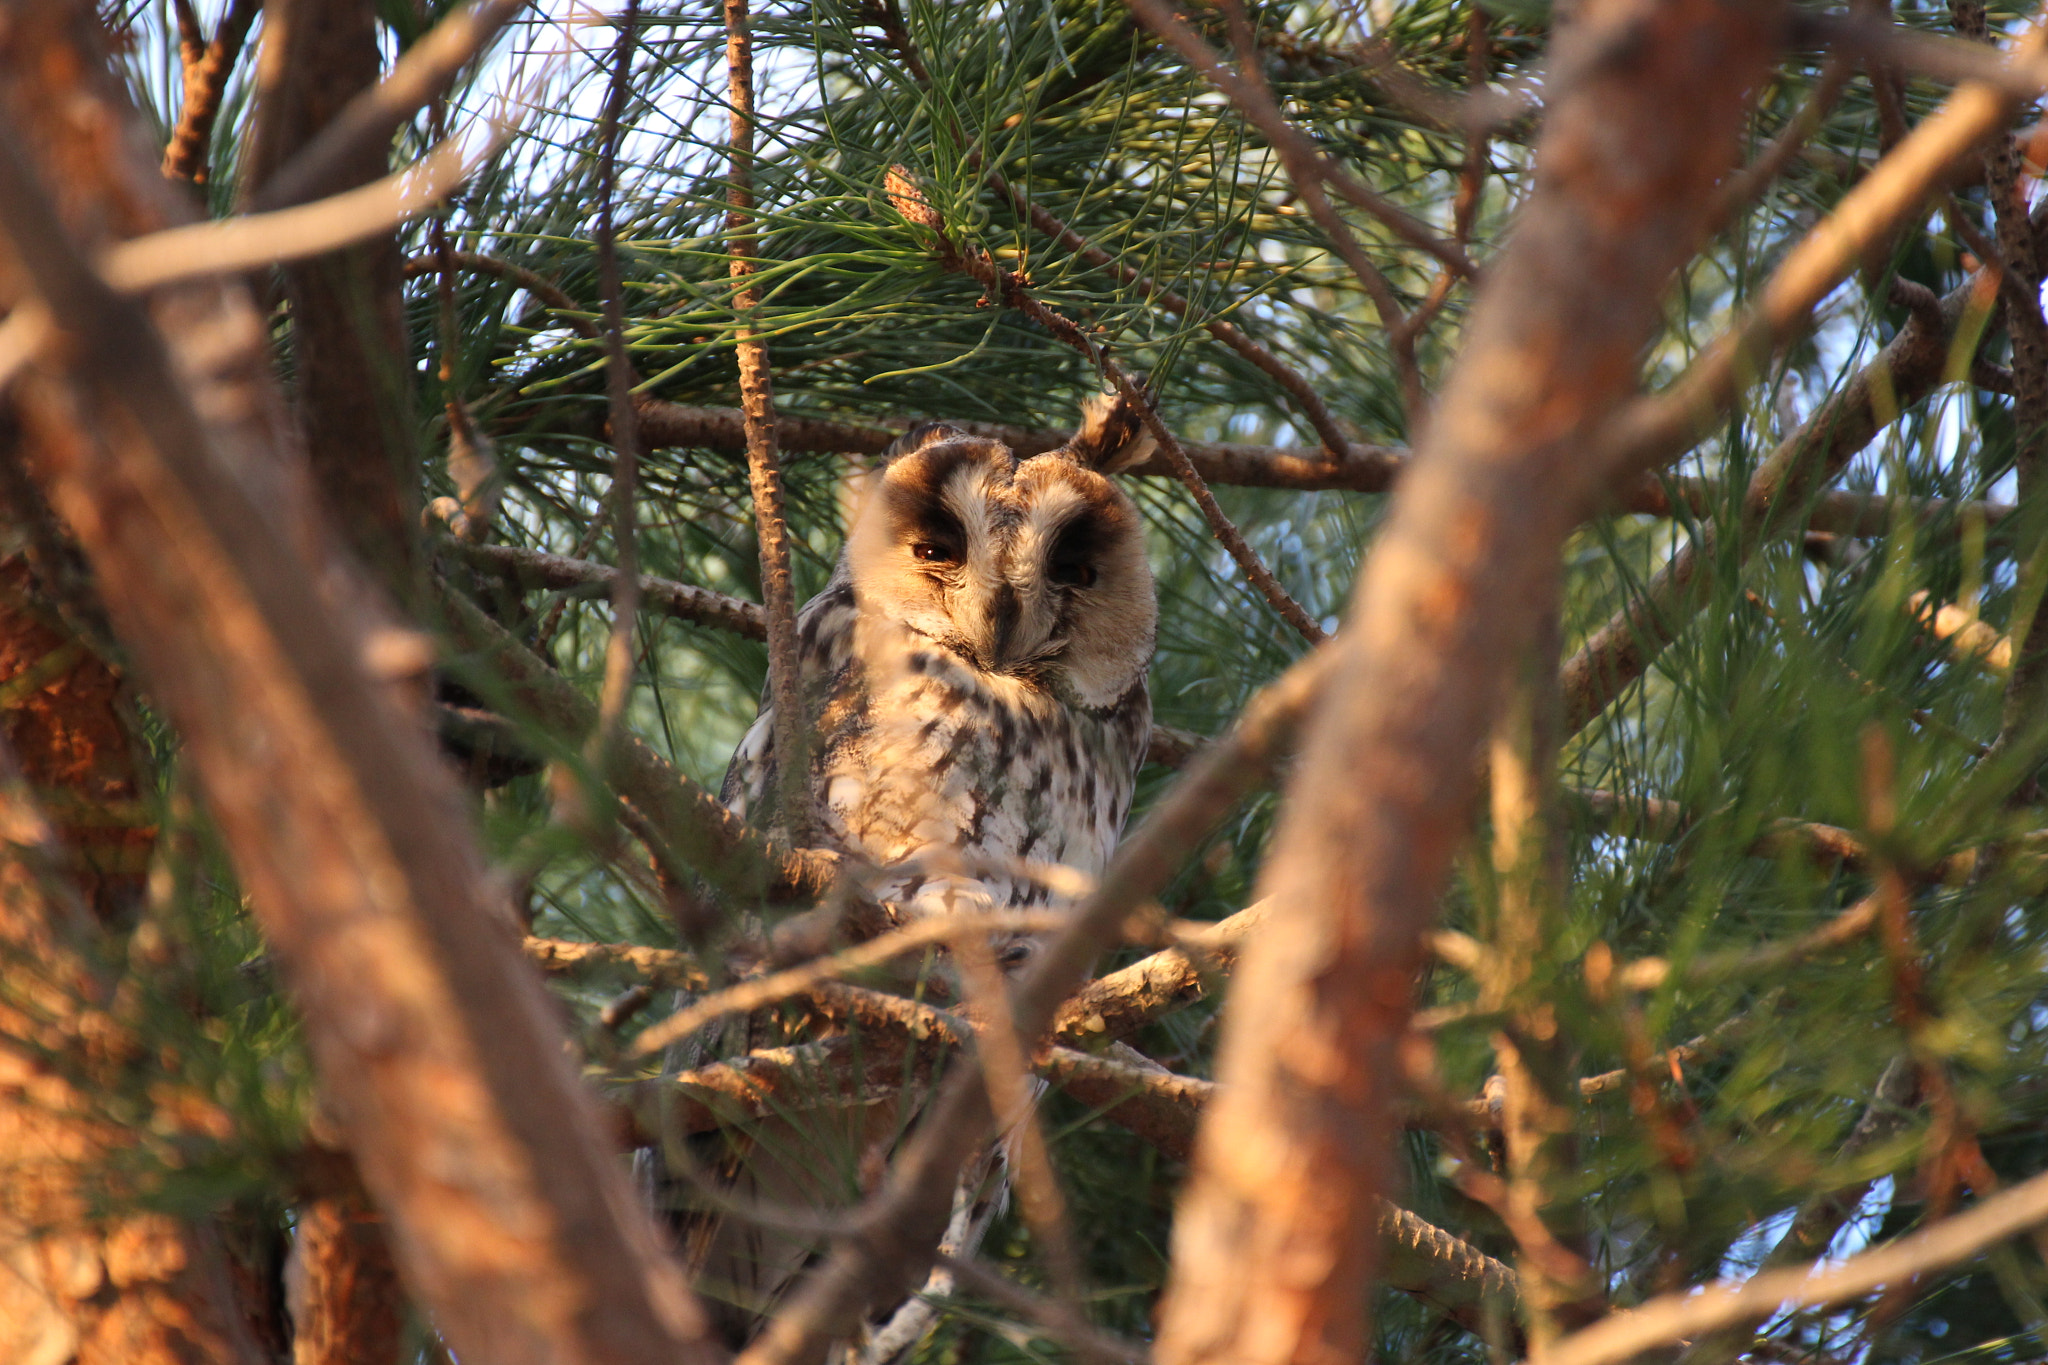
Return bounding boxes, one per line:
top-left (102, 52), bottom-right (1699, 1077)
top-left (719, 570), bottom-right (1149, 909)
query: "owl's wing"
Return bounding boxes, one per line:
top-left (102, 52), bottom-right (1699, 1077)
top-left (717, 571), bottom-right (861, 829)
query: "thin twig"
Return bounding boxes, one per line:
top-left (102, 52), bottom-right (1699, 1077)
top-left (591, 0), bottom-right (642, 756)
top-left (987, 172), bottom-right (1358, 460)
top-left (1210, 0), bottom-right (1426, 429)
top-left (1104, 364), bottom-right (1328, 644)
top-left (161, 0), bottom-right (261, 184)
top-left (727, 0), bottom-right (812, 843)
top-left (400, 249), bottom-right (599, 337)
top-left (627, 909), bottom-right (1071, 1057)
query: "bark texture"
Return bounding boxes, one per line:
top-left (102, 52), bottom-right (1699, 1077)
top-left (1151, 3), bottom-right (1781, 1362)
top-left (0, 8), bottom-right (722, 1364)
top-left (245, 0), bottom-right (419, 590)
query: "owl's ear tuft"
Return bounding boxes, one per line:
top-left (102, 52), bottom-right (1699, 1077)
top-left (882, 421), bottom-right (969, 462)
top-left (1057, 386), bottom-right (1157, 474)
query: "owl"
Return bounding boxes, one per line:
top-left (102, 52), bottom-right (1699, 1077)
top-left (721, 393), bottom-right (1158, 928)
top-left (677, 396), bottom-right (1157, 1352)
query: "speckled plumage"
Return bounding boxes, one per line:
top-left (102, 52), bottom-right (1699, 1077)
top-left (720, 409), bottom-right (1157, 922)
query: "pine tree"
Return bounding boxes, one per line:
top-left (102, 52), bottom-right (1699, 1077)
top-left (4, 1), bottom-right (2048, 1362)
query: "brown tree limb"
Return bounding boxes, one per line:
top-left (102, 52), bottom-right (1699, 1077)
top-left (1152, 1), bottom-right (1779, 1360)
top-left (0, 545), bottom-right (265, 1365)
top-left (161, 0), bottom-right (260, 185)
top-left (726, 0), bottom-right (812, 843)
top-left (0, 9), bottom-right (722, 1357)
top-left (244, 0), bottom-right (422, 593)
top-left (631, 397), bottom-right (2019, 534)
top-left (285, 1153), bottom-right (403, 1365)
top-left (444, 539), bottom-right (767, 639)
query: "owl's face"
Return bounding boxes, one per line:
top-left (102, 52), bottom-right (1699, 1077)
top-left (846, 432), bottom-right (1155, 708)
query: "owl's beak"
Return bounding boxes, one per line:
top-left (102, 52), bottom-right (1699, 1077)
top-left (973, 580), bottom-right (1023, 668)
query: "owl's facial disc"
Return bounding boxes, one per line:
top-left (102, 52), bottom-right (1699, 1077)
top-left (848, 437), bottom-right (1155, 704)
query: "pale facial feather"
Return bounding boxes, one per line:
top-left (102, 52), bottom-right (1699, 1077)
top-left (844, 437), bottom-right (1155, 709)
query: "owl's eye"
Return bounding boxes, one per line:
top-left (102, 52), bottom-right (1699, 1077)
top-left (911, 541), bottom-right (958, 565)
top-left (1049, 559), bottom-right (1097, 588)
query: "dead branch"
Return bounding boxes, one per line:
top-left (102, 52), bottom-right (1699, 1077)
top-left (249, 0), bottom-right (530, 213)
top-left (161, 0), bottom-right (260, 184)
top-left (726, 0), bottom-right (812, 843)
top-left (628, 909), bottom-right (1071, 1057)
top-left (524, 934), bottom-right (709, 991)
top-left (1539, 1165), bottom-right (2048, 1365)
top-left (1152, 0), bottom-right (1778, 1358)
top-left (0, 10), bottom-right (722, 1356)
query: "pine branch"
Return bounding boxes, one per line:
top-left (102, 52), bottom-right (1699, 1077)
top-left (160, 0), bottom-right (259, 184)
top-left (1125, 0), bottom-right (1475, 280)
top-left (1562, 274), bottom-right (1997, 736)
top-left (632, 398), bottom-right (2020, 534)
top-left (726, 0), bottom-right (811, 844)
top-left (443, 539), bottom-right (765, 637)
